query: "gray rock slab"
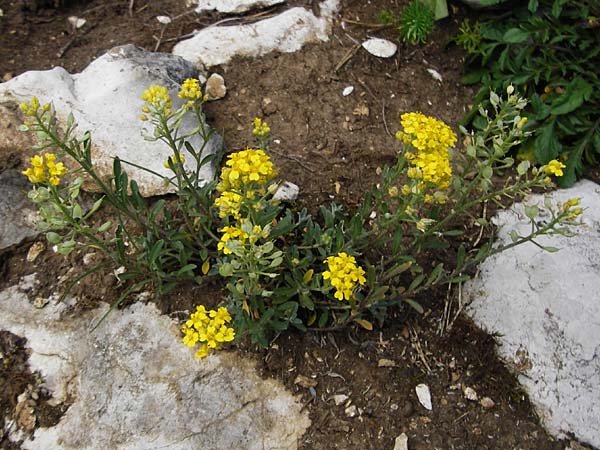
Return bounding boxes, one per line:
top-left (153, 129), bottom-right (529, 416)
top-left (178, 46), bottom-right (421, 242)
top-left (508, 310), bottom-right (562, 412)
top-left (190, 0), bottom-right (285, 14)
top-left (0, 45), bottom-right (220, 197)
top-left (0, 277), bottom-right (310, 449)
top-left (464, 180), bottom-right (600, 447)
top-left (0, 170), bottom-right (39, 250)
top-left (173, 0), bottom-right (340, 68)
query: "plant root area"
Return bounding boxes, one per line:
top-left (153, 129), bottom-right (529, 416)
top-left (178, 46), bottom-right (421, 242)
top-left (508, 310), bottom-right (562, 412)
top-left (0, 0), bottom-right (589, 449)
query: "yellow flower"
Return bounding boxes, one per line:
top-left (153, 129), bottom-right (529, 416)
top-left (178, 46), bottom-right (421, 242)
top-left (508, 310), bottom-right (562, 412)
top-left (141, 85), bottom-right (172, 114)
top-left (19, 97), bottom-right (41, 117)
top-left (322, 252), bottom-right (366, 301)
top-left (178, 78), bottom-right (202, 102)
top-left (214, 191), bottom-right (243, 219)
top-left (217, 225), bottom-right (249, 254)
top-left (163, 153), bottom-right (185, 169)
top-left (22, 153), bottom-right (67, 186)
top-left (416, 218), bottom-right (435, 232)
top-left (182, 306), bottom-right (236, 358)
top-left (218, 149), bottom-right (277, 191)
top-left (252, 118), bottom-right (271, 137)
top-left (516, 117), bottom-right (527, 129)
top-left (544, 160), bottom-right (566, 177)
top-left (397, 112), bottom-right (455, 189)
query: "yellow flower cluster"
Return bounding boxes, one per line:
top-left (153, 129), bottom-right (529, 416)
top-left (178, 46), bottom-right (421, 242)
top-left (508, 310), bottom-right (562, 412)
top-left (562, 198), bottom-right (583, 221)
top-left (219, 149), bottom-right (277, 191)
top-left (322, 252), bottom-right (366, 301)
top-left (182, 305), bottom-right (235, 358)
top-left (214, 149), bottom-right (277, 218)
top-left (141, 85), bottom-right (172, 115)
top-left (178, 78), bottom-right (202, 101)
top-left (163, 153), bottom-right (185, 169)
top-left (544, 160), bottom-right (566, 177)
top-left (214, 191), bottom-right (243, 219)
top-left (252, 118), bottom-right (271, 137)
top-left (217, 224), bottom-right (265, 254)
top-left (22, 153), bottom-right (68, 186)
top-left (396, 112), bottom-right (456, 189)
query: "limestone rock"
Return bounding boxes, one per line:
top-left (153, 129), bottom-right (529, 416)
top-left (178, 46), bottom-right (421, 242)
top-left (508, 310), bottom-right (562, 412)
top-left (465, 180), bottom-right (600, 447)
top-left (0, 170), bottom-right (39, 250)
top-left (190, 0), bottom-right (285, 14)
top-left (173, 0), bottom-right (340, 68)
top-left (0, 45), bottom-right (220, 197)
top-left (0, 279), bottom-right (310, 450)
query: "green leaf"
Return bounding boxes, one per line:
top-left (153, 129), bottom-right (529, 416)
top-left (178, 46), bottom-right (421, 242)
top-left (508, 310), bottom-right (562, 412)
top-left (408, 274), bottom-right (425, 292)
top-left (535, 121), bottom-right (562, 163)
top-left (528, 0), bottom-right (538, 12)
top-left (46, 231), bottom-right (61, 244)
top-left (503, 28), bottom-right (530, 44)
top-left (543, 246), bottom-right (560, 253)
top-left (456, 245), bottom-right (466, 269)
top-left (550, 78), bottom-right (593, 116)
top-left (460, 70), bottom-right (485, 85)
top-left (404, 298), bottom-right (424, 314)
top-left (72, 204), bottom-right (83, 220)
top-left (149, 240), bottom-right (165, 264)
top-left (524, 205), bottom-right (539, 219)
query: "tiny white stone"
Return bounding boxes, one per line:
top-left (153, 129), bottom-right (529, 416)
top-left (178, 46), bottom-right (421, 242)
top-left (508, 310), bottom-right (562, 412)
top-left (415, 383), bottom-right (432, 410)
top-left (362, 38), bottom-right (397, 58)
top-left (273, 181), bottom-right (299, 202)
top-left (332, 394), bottom-right (349, 405)
top-left (68, 16), bottom-right (87, 29)
top-left (345, 405), bottom-right (358, 417)
top-left (156, 15), bottom-right (172, 25)
top-left (426, 68), bottom-right (443, 82)
top-left (342, 86), bottom-right (354, 96)
top-left (463, 386), bottom-right (479, 401)
top-left (393, 433), bottom-right (409, 450)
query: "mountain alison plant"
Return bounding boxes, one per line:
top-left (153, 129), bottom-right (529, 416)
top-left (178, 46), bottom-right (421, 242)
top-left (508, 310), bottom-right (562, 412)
top-left (18, 83), bottom-right (584, 357)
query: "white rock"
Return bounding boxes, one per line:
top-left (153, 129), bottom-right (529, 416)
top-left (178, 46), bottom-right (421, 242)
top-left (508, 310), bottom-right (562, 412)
top-left (463, 386), bottom-right (478, 401)
top-left (480, 397), bottom-right (495, 409)
top-left (190, 0), bottom-right (285, 14)
top-left (426, 68), bottom-right (443, 82)
top-left (345, 404), bottom-right (358, 417)
top-left (156, 15), bottom-right (172, 25)
top-left (332, 394), bottom-right (349, 405)
top-left (205, 73), bottom-right (227, 100)
top-left (465, 180), bottom-right (600, 447)
top-left (415, 383), bottom-right (432, 410)
top-left (272, 181), bottom-right (299, 201)
top-left (0, 170), bottom-right (39, 250)
top-left (67, 16), bottom-right (86, 29)
top-left (393, 433), bottom-right (409, 450)
top-left (0, 45), bottom-right (219, 197)
top-left (361, 38), bottom-right (397, 58)
top-left (173, 1), bottom-right (340, 68)
top-left (0, 282), bottom-right (311, 450)
top-left (342, 86), bottom-right (354, 97)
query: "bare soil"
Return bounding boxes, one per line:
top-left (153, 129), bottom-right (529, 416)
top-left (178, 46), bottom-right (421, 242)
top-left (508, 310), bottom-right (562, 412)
top-left (0, 0), bottom-right (592, 449)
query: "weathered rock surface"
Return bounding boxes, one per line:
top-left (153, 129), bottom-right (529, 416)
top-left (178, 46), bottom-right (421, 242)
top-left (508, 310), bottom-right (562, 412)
top-left (465, 180), bottom-right (600, 447)
top-left (173, 0), bottom-right (340, 68)
top-left (0, 45), bottom-right (220, 197)
top-left (0, 170), bottom-right (39, 250)
top-left (190, 0), bottom-right (285, 14)
top-left (0, 277), bottom-right (310, 450)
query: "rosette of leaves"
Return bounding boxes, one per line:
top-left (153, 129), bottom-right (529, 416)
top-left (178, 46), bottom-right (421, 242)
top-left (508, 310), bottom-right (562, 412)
top-left (399, 0), bottom-right (435, 44)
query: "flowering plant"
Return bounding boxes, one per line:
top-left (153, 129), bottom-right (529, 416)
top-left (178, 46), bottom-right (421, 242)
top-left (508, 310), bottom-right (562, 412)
top-left (19, 83), bottom-right (582, 355)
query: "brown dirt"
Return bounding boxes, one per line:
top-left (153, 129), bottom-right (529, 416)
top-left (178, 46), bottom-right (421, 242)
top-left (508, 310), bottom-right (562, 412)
top-left (0, 0), bottom-right (592, 449)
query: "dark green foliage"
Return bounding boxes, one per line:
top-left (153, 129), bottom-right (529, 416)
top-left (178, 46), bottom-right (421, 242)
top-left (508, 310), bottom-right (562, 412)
top-left (457, 0), bottom-right (600, 186)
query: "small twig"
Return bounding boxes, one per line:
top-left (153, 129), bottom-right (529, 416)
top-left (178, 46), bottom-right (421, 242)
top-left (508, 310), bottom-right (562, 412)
top-left (153, 26), bottom-right (167, 52)
top-left (381, 100), bottom-right (393, 138)
top-left (334, 43), bottom-right (361, 73)
top-left (57, 24), bottom-right (97, 58)
top-left (342, 18), bottom-right (391, 29)
top-left (410, 325), bottom-right (432, 374)
top-left (269, 148), bottom-right (316, 174)
top-left (472, 202), bottom-right (488, 247)
top-left (128, 0), bottom-right (135, 17)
